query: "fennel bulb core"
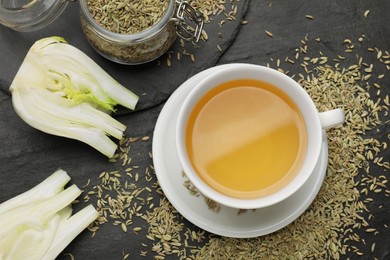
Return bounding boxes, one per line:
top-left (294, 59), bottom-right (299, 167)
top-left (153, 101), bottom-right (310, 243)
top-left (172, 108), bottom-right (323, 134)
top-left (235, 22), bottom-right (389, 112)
top-left (9, 37), bottom-right (139, 158)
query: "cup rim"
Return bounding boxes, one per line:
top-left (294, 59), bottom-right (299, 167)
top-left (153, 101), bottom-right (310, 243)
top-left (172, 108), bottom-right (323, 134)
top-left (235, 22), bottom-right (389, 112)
top-left (176, 63), bottom-right (322, 209)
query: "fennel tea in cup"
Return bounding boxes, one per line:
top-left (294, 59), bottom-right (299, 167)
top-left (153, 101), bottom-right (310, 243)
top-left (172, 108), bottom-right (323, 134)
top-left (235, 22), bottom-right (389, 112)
top-left (176, 64), bottom-right (344, 209)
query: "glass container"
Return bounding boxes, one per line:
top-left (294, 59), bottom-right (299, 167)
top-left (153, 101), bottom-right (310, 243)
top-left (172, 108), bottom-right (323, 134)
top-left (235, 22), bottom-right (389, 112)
top-left (0, 0), bottom-right (73, 32)
top-left (79, 0), bottom-right (203, 65)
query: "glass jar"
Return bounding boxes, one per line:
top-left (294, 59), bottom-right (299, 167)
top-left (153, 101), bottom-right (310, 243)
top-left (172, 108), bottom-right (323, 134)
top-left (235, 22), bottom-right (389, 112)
top-left (0, 0), bottom-right (73, 32)
top-left (79, 0), bottom-right (204, 65)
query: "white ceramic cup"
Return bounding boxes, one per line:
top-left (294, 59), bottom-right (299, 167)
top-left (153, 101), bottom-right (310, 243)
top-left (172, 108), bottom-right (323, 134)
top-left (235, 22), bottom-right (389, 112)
top-left (176, 63), bottom-right (344, 209)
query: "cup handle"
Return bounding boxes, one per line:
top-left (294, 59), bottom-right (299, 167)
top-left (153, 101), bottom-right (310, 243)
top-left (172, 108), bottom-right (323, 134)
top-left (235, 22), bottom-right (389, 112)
top-left (318, 108), bottom-right (345, 129)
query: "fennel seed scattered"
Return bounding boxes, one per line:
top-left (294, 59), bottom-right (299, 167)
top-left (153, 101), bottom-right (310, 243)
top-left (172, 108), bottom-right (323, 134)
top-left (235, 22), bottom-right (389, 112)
top-left (265, 30), bottom-right (273, 37)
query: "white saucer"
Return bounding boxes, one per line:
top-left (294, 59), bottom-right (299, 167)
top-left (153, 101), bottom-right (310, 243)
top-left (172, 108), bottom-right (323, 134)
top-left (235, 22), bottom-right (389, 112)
top-left (152, 64), bottom-right (328, 238)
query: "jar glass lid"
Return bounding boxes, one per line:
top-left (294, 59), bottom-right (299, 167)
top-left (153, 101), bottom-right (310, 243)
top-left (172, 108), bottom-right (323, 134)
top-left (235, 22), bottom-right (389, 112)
top-left (0, 0), bottom-right (73, 32)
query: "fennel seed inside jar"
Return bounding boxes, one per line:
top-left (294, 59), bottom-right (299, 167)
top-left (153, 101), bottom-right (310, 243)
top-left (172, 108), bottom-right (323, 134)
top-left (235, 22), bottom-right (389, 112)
top-left (79, 0), bottom-right (177, 65)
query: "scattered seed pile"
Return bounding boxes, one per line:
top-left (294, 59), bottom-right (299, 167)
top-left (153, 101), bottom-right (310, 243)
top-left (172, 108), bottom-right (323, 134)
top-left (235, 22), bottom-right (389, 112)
top-left (80, 136), bottom-right (208, 259)
top-left (141, 198), bottom-right (207, 259)
top-left (83, 136), bottom-right (157, 235)
top-left (190, 0), bottom-right (239, 23)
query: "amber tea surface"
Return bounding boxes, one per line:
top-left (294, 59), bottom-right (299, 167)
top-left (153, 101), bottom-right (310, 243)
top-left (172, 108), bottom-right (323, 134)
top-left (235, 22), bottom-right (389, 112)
top-left (186, 79), bottom-right (307, 199)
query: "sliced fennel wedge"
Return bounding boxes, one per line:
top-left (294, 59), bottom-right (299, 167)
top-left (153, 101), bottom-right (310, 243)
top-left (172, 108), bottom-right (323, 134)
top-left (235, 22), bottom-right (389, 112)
top-left (0, 169), bottom-right (99, 260)
top-left (9, 36), bottom-right (139, 158)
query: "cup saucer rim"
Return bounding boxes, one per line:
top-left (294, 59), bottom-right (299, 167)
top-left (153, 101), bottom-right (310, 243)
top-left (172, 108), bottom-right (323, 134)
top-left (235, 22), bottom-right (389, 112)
top-left (152, 63), bottom-right (328, 238)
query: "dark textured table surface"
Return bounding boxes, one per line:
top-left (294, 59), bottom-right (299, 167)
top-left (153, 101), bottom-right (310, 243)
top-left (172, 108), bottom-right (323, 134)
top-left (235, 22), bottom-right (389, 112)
top-left (0, 0), bottom-right (389, 259)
